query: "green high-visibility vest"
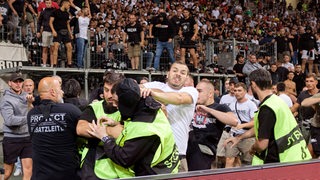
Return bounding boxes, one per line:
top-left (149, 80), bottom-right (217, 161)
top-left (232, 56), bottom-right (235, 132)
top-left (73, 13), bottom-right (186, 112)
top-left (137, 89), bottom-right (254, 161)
top-left (82, 100), bottom-right (179, 178)
top-left (253, 95), bottom-right (312, 165)
top-left (81, 100), bottom-right (133, 179)
top-left (116, 110), bottom-right (180, 174)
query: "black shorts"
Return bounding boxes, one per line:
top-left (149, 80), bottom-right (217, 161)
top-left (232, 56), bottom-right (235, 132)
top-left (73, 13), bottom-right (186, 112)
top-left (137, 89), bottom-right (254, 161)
top-left (53, 29), bottom-right (72, 43)
top-left (310, 126), bottom-right (320, 156)
top-left (2, 136), bottom-right (32, 164)
top-left (180, 39), bottom-right (197, 49)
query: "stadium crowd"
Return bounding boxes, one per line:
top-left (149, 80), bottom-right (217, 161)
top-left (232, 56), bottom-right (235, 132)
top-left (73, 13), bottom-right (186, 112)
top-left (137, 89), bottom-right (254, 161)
top-left (1, 0), bottom-right (320, 179)
top-left (0, 0), bottom-right (319, 72)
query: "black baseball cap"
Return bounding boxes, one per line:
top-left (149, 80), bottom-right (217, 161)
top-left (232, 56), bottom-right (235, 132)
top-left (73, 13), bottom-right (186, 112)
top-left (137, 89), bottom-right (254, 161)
top-left (10, 73), bottom-right (24, 82)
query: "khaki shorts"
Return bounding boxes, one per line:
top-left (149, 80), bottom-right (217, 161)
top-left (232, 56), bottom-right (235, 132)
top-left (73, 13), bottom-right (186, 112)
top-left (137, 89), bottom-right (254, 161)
top-left (178, 157), bottom-right (188, 172)
top-left (225, 137), bottom-right (255, 162)
top-left (127, 44), bottom-right (141, 59)
top-left (42, 31), bottom-right (53, 47)
top-left (216, 130), bottom-right (232, 157)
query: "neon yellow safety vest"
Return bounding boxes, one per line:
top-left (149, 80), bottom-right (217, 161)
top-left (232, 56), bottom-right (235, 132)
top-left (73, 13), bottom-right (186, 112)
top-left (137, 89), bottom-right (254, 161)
top-left (82, 101), bottom-right (179, 178)
top-left (81, 100), bottom-right (134, 179)
top-left (253, 95), bottom-right (312, 165)
top-left (116, 109), bottom-right (180, 174)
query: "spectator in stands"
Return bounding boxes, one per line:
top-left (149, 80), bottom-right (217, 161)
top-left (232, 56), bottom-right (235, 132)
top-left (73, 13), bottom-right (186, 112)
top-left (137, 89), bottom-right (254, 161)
top-left (293, 64), bottom-right (306, 95)
top-left (284, 71), bottom-right (297, 103)
top-left (258, 55), bottom-right (271, 70)
top-left (179, 8), bottom-right (199, 72)
top-left (37, 0), bottom-right (59, 16)
top-left (274, 61), bottom-right (289, 83)
top-left (0, 0), bottom-right (9, 40)
top-left (187, 79), bottom-right (237, 171)
top-left (242, 53), bottom-right (262, 85)
top-left (8, 0), bottom-right (23, 43)
top-left (315, 31), bottom-right (320, 76)
top-left (0, 73), bottom-right (33, 180)
top-left (288, 28), bottom-right (299, 65)
top-left (37, 0), bottom-right (55, 67)
top-left (75, 5), bottom-right (91, 68)
top-left (49, 0), bottom-right (73, 67)
top-left (299, 26), bottom-right (318, 74)
top-left (281, 54), bottom-right (294, 72)
top-left (123, 13), bottom-right (144, 70)
top-left (273, 28), bottom-right (293, 63)
top-left (27, 76), bottom-right (81, 179)
top-left (233, 54), bottom-right (246, 83)
top-left (22, 0), bottom-right (37, 38)
top-left (149, 11), bottom-right (175, 71)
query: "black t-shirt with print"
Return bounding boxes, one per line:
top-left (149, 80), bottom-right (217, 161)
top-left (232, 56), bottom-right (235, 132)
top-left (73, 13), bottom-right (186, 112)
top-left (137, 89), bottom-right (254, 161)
top-left (27, 100), bottom-right (82, 180)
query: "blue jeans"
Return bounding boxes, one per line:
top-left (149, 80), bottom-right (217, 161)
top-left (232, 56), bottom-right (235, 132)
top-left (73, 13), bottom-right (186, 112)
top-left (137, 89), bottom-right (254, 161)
top-left (154, 40), bottom-right (175, 70)
top-left (76, 37), bottom-right (88, 68)
top-left (144, 51), bottom-right (154, 68)
top-left (291, 51), bottom-right (298, 65)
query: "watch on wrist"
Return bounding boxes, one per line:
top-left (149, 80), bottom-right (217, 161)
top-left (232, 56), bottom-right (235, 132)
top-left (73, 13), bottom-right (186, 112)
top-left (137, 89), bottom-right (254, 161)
top-left (101, 136), bottom-right (110, 143)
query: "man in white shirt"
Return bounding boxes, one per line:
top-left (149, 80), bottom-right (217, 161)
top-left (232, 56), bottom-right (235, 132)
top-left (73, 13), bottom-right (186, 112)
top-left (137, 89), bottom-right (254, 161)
top-left (225, 82), bottom-right (257, 167)
top-left (140, 62), bottom-right (198, 172)
top-left (75, 5), bottom-right (91, 68)
top-left (277, 82), bottom-right (293, 107)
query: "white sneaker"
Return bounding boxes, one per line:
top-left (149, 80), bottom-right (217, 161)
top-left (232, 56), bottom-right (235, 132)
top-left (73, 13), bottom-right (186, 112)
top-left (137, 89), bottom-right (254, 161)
top-left (13, 168), bottom-right (22, 176)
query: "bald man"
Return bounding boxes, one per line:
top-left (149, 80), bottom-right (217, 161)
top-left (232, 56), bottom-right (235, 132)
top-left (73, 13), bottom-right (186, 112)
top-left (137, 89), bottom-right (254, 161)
top-left (27, 77), bottom-right (82, 180)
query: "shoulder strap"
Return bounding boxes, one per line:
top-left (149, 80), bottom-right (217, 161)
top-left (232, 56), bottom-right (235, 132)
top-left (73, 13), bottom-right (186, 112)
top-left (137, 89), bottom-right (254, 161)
top-left (235, 101), bottom-right (250, 130)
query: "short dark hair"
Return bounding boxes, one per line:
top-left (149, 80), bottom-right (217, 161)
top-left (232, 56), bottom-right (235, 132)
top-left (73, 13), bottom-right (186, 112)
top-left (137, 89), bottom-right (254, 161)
top-left (103, 69), bottom-right (125, 85)
top-left (276, 82), bottom-right (286, 92)
top-left (63, 78), bottom-right (81, 98)
top-left (249, 69), bottom-right (272, 90)
top-left (169, 62), bottom-right (190, 75)
top-left (236, 54), bottom-right (244, 61)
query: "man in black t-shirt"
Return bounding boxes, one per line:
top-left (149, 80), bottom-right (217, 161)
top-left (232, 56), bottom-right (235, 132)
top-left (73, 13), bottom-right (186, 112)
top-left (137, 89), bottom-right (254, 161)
top-left (233, 54), bottom-right (246, 83)
top-left (149, 11), bottom-right (175, 71)
top-left (123, 13), bottom-right (144, 70)
top-left (179, 8), bottom-right (199, 71)
top-left (291, 73), bottom-right (319, 142)
top-left (27, 76), bottom-right (81, 180)
top-left (186, 79), bottom-right (238, 171)
top-left (49, 0), bottom-right (73, 67)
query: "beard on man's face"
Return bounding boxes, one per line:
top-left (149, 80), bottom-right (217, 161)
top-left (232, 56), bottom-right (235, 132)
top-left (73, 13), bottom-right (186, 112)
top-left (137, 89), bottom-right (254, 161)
top-left (251, 86), bottom-right (259, 100)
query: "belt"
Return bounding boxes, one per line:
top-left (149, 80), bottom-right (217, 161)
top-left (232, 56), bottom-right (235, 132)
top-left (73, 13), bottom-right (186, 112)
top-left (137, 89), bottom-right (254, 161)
top-left (179, 155), bottom-right (186, 160)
